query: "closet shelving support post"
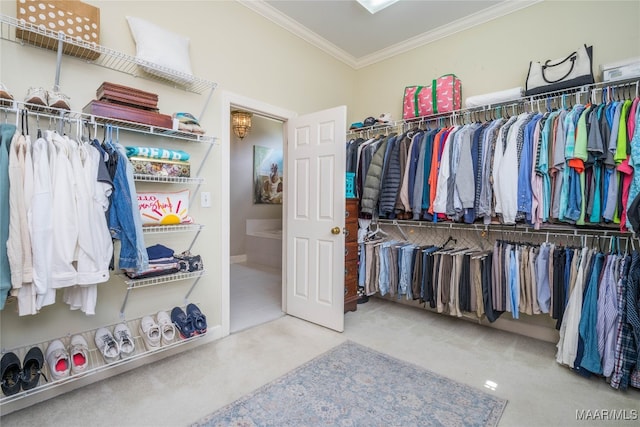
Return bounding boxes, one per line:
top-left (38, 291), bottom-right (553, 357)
top-left (53, 31), bottom-right (63, 91)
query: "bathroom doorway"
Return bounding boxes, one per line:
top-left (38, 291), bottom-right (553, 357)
top-left (229, 112), bottom-right (285, 333)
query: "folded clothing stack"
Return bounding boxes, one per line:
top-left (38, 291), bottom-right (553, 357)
top-left (173, 112), bottom-right (206, 134)
top-left (125, 244), bottom-right (203, 279)
top-left (125, 244), bottom-right (179, 279)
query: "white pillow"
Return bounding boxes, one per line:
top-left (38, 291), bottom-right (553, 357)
top-left (126, 16), bottom-right (194, 85)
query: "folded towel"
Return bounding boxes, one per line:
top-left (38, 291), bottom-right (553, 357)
top-left (465, 87), bottom-right (523, 108)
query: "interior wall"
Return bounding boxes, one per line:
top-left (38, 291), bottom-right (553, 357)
top-left (0, 0), bottom-right (355, 352)
top-left (349, 0), bottom-right (640, 124)
top-left (230, 115), bottom-right (283, 257)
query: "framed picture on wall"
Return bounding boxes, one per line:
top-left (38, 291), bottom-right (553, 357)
top-left (253, 145), bottom-right (283, 204)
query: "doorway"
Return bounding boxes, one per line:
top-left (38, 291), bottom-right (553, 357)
top-left (220, 92), bottom-right (347, 337)
top-left (229, 112), bottom-right (285, 333)
top-left (220, 92), bottom-right (297, 337)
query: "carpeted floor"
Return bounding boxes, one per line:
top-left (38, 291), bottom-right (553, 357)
top-left (193, 340), bottom-right (507, 427)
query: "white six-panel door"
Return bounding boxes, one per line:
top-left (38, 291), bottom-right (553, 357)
top-left (285, 106), bottom-right (346, 332)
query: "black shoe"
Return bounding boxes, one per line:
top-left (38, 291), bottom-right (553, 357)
top-left (1, 352), bottom-right (22, 396)
top-left (21, 347), bottom-right (45, 391)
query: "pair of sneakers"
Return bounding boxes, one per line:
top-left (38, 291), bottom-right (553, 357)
top-left (171, 304), bottom-right (207, 339)
top-left (0, 82), bottom-right (14, 107)
top-left (1, 347), bottom-right (46, 396)
top-left (45, 335), bottom-right (90, 381)
top-left (139, 311), bottom-right (176, 351)
top-left (94, 323), bottom-right (135, 364)
top-left (25, 86), bottom-right (71, 111)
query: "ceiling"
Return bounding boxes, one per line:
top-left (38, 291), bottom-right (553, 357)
top-left (239, 0), bottom-right (541, 69)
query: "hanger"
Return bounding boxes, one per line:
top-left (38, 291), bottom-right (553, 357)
top-left (34, 112), bottom-right (43, 138)
top-left (441, 234), bottom-right (457, 249)
top-left (81, 120), bottom-right (93, 143)
top-left (368, 221), bottom-right (388, 239)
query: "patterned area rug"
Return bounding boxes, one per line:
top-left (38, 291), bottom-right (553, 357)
top-left (193, 341), bottom-right (507, 427)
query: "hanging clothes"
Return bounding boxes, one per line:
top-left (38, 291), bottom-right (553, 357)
top-left (0, 124), bottom-right (16, 310)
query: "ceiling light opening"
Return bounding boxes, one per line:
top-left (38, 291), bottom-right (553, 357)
top-left (357, 0), bottom-right (399, 14)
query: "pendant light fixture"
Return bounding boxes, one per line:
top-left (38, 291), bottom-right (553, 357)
top-left (231, 110), bottom-right (253, 140)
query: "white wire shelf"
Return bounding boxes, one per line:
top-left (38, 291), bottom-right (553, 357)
top-left (0, 312), bottom-right (208, 406)
top-left (0, 14), bottom-right (217, 95)
top-left (121, 270), bottom-right (206, 290)
top-left (141, 224), bottom-right (203, 234)
top-left (133, 174), bottom-right (204, 184)
top-left (88, 115), bottom-right (216, 144)
top-left (0, 102), bottom-right (217, 145)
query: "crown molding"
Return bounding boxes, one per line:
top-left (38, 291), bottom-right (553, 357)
top-left (237, 0), bottom-right (360, 68)
top-left (354, 0), bottom-right (543, 68)
top-left (238, 0), bottom-right (542, 70)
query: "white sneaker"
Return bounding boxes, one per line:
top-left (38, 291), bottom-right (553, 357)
top-left (45, 339), bottom-right (70, 380)
top-left (0, 82), bottom-right (14, 106)
top-left (69, 334), bottom-right (89, 375)
top-left (113, 323), bottom-right (135, 358)
top-left (139, 316), bottom-right (161, 350)
top-left (24, 87), bottom-right (47, 108)
top-left (157, 311), bottom-right (176, 346)
top-left (48, 90), bottom-right (70, 110)
top-left (94, 327), bottom-right (120, 363)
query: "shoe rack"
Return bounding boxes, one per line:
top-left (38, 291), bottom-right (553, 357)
top-left (0, 12), bottom-right (218, 414)
top-left (0, 306), bottom-right (208, 410)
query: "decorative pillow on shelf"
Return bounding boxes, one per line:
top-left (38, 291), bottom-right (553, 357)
top-left (137, 189), bottom-right (194, 226)
top-left (125, 16), bottom-right (195, 85)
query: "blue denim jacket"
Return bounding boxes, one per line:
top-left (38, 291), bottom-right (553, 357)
top-left (105, 135), bottom-right (149, 272)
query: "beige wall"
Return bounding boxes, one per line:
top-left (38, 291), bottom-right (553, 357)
top-left (350, 0), bottom-right (640, 124)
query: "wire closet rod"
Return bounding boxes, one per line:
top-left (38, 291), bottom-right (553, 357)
top-left (347, 77), bottom-right (640, 136)
top-left (379, 219), bottom-right (636, 239)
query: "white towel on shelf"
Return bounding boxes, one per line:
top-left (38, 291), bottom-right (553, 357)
top-left (465, 87), bottom-right (524, 108)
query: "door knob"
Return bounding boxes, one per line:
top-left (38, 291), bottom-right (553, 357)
top-left (331, 227), bottom-right (341, 235)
